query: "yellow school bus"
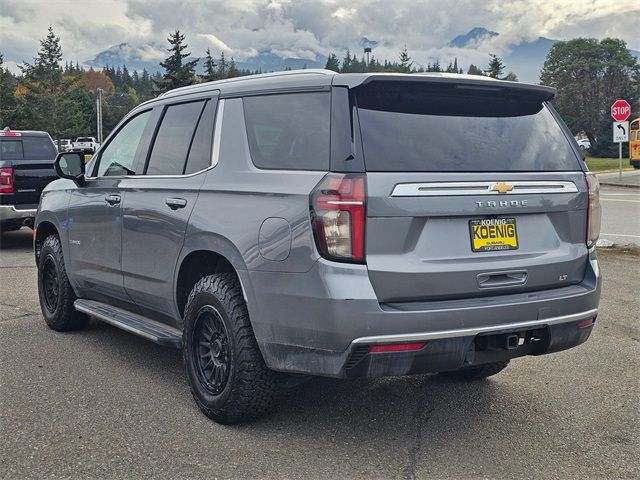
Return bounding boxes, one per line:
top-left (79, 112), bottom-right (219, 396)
top-left (631, 118), bottom-right (640, 169)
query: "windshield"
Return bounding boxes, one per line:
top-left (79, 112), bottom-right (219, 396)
top-left (355, 81), bottom-right (581, 172)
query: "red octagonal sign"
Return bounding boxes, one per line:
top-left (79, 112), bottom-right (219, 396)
top-left (611, 99), bottom-right (631, 121)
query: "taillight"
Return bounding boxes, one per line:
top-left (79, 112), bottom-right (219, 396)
top-left (0, 167), bottom-right (14, 194)
top-left (310, 173), bottom-right (366, 263)
top-left (585, 172), bottom-right (601, 248)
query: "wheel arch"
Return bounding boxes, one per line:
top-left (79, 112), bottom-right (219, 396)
top-left (175, 233), bottom-right (252, 318)
top-left (34, 218), bottom-right (59, 264)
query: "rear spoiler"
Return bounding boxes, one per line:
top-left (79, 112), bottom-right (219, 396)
top-left (332, 73), bottom-right (556, 102)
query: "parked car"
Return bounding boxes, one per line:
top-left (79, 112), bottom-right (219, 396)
top-left (56, 139), bottom-right (73, 152)
top-left (576, 138), bottom-right (591, 151)
top-left (35, 70), bottom-right (602, 424)
top-left (72, 136), bottom-right (99, 154)
top-left (0, 129), bottom-right (58, 232)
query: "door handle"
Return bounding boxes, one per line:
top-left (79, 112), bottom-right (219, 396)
top-left (105, 194), bottom-right (121, 206)
top-left (165, 197), bottom-right (187, 210)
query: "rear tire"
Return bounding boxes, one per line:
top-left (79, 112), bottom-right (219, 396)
top-left (37, 234), bottom-right (89, 331)
top-left (183, 273), bottom-right (279, 424)
top-left (440, 360), bottom-right (510, 381)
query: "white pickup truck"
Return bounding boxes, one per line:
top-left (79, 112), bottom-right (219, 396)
top-left (72, 137), bottom-right (99, 154)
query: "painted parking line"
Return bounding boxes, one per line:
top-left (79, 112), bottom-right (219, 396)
top-left (599, 198), bottom-right (640, 203)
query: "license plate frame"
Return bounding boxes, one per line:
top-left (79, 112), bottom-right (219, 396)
top-left (469, 218), bottom-right (519, 252)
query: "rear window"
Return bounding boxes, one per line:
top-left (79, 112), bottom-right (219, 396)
top-left (243, 92), bottom-right (330, 170)
top-left (356, 82), bottom-right (580, 172)
top-left (0, 137), bottom-right (56, 161)
top-left (76, 137), bottom-right (93, 142)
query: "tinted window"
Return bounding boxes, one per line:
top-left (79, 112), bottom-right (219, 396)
top-left (22, 136), bottom-right (57, 160)
top-left (184, 100), bottom-right (216, 174)
top-left (97, 110), bottom-right (152, 176)
top-left (356, 82), bottom-right (581, 172)
top-left (0, 137), bottom-right (56, 160)
top-left (243, 93), bottom-right (330, 170)
top-left (146, 101), bottom-right (205, 175)
top-left (0, 140), bottom-right (24, 160)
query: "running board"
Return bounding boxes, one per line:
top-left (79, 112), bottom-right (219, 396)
top-left (74, 299), bottom-right (182, 348)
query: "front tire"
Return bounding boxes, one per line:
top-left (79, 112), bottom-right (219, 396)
top-left (439, 360), bottom-right (510, 381)
top-left (37, 234), bottom-right (89, 331)
top-left (183, 273), bottom-right (278, 424)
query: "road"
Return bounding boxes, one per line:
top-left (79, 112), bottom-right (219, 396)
top-left (0, 228), bottom-right (638, 479)
top-left (599, 186), bottom-right (640, 248)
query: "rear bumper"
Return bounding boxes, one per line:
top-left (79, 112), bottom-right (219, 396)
top-left (245, 249), bottom-right (601, 378)
top-left (0, 205), bottom-right (37, 223)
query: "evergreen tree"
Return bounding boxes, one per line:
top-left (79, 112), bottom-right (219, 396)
top-left (399, 46), bottom-right (413, 73)
top-left (157, 30), bottom-right (198, 92)
top-left (19, 26), bottom-right (71, 141)
top-left (325, 53), bottom-right (340, 72)
top-left (467, 64), bottom-right (484, 75)
top-left (341, 50), bottom-right (353, 73)
top-left (0, 53), bottom-right (19, 128)
top-left (485, 54), bottom-right (505, 78)
top-left (227, 58), bottom-right (241, 78)
top-left (203, 48), bottom-right (217, 81)
top-left (216, 51), bottom-right (228, 79)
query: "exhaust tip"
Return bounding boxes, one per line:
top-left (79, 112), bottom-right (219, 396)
top-left (23, 218), bottom-right (33, 227)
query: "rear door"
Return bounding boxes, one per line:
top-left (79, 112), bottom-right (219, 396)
top-left (120, 96), bottom-right (217, 326)
top-left (356, 80), bottom-right (588, 303)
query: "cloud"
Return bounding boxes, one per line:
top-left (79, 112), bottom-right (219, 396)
top-left (0, 0), bottom-right (638, 74)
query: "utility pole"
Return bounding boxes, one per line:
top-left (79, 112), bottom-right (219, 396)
top-left (96, 88), bottom-right (104, 144)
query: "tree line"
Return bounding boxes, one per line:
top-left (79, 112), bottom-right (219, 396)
top-left (0, 26), bottom-right (637, 156)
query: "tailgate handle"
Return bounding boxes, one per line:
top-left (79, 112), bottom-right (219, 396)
top-left (477, 270), bottom-right (527, 288)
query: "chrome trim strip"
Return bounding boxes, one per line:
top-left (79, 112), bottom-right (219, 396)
top-left (391, 181), bottom-right (579, 197)
top-left (211, 99), bottom-right (224, 168)
top-left (86, 99), bottom-right (224, 180)
top-left (351, 308), bottom-right (598, 344)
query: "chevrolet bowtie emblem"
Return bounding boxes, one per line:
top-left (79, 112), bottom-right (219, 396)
top-left (489, 182), bottom-right (514, 194)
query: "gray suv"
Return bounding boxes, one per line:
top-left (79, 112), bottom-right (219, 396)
top-left (35, 70), bottom-right (602, 424)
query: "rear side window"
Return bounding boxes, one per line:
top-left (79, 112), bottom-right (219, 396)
top-left (243, 92), bottom-right (330, 170)
top-left (184, 99), bottom-right (216, 174)
top-left (0, 137), bottom-right (56, 160)
top-left (356, 82), bottom-right (581, 172)
top-left (146, 101), bottom-right (205, 175)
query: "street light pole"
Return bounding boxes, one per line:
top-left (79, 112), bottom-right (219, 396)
top-left (96, 88), bottom-right (104, 144)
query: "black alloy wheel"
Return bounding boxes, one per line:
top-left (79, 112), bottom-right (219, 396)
top-left (192, 305), bottom-right (231, 395)
top-left (41, 254), bottom-right (60, 313)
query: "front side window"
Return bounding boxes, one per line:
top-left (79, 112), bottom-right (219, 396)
top-left (145, 101), bottom-right (205, 175)
top-left (243, 92), bottom-right (330, 170)
top-left (96, 110), bottom-right (152, 177)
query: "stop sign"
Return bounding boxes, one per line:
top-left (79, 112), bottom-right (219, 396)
top-left (611, 99), bottom-right (631, 121)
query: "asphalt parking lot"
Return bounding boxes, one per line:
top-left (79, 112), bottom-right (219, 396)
top-left (1, 228), bottom-right (638, 479)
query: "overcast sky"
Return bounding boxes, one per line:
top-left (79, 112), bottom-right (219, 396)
top-left (1, 0), bottom-right (639, 72)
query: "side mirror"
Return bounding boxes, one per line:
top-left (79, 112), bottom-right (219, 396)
top-left (54, 152), bottom-right (86, 186)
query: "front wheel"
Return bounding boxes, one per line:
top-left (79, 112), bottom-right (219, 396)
top-left (183, 273), bottom-right (279, 424)
top-left (37, 234), bottom-right (89, 331)
top-left (439, 360), bottom-right (510, 381)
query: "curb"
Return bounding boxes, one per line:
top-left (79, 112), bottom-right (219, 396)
top-left (599, 181), bottom-right (640, 189)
